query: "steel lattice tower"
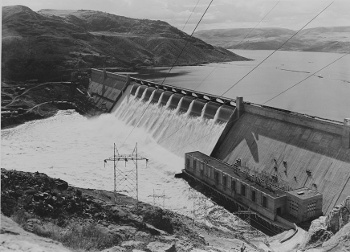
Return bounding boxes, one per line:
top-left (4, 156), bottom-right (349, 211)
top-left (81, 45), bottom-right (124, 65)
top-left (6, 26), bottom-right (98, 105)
top-left (104, 143), bottom-right (148, 205)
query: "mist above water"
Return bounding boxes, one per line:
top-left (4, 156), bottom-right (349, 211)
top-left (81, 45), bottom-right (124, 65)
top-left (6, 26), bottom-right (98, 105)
top-left (1, 90), bottom-right (228, 221)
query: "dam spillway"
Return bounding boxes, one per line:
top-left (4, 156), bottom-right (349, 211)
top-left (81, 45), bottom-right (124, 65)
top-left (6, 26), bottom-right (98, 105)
top-left (113, 83), bottom-right (234, 156)
top-left (88, 69), bottom-right (237, 156)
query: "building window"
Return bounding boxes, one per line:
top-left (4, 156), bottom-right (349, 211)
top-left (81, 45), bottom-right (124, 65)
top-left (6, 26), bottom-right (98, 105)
top-left (241, 184), bottom-right (246, 196)
top-left (214, 171), bottom-right (219, 185)
top-left (251, 190), bottom-right (256, 202)
top-left (222, 175), bottom-right (227, 189)
top-left (288, 199), bottom-right (299, 218)
top-left (262, 196), bottom-right (268, 208)
top-left (186, 158), bottom-right (190, 168)
top-left (231, 179), bottom-right (236, 192)
top-left (307, 201), bottom-right (317, 217)
top-left (207, 166), bottom-right (211, 177)
top-left (200, 163), bottom-right (204, 176)
top-left (193, 159), bottom-right (197, 172)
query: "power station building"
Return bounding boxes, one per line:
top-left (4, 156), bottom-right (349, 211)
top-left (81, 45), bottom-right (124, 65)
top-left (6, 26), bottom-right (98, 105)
top-left (184, 151), bottom-right (323, 225)
top-left (183, 96), bottom-right (349, 228)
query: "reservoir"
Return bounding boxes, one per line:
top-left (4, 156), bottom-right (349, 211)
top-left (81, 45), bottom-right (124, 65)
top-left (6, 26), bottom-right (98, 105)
top-left (135, 50), bottom-right (350, 121)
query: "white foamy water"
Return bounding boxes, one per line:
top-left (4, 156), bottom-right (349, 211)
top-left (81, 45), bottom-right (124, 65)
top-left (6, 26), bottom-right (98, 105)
top-left (1, 98), bottom-right (254, 234)
top-left (115, 94), bottom-right (225, 156)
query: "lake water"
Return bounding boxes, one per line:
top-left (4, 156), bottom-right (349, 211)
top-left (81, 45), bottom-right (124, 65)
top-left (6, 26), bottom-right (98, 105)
top-left (135, 50), bottom-right (350, 121)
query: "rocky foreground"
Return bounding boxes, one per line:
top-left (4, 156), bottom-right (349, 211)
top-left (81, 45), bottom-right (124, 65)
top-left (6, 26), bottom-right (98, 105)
top-left (1, 168), bottom-right (350, 252)
top-left (1, 169), bottom-right (263, 252)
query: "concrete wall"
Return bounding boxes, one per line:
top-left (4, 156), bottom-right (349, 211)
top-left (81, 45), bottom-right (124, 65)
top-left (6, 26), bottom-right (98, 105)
top-left (211, 103), bottom-right (350, 215)
top-left (88, 69), bottom-right (130, 112)
top-left (244, 103), bottom-right (344, 136)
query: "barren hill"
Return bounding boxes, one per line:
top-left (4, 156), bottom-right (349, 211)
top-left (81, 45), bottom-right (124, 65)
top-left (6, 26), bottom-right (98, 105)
top-left (2, 5), bottom-right (248, 82)
top-left (194, 27), bottom-right (350, 53)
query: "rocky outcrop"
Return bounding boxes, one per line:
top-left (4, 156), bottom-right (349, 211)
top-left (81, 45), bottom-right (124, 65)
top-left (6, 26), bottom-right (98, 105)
top-left (3, 169), bottom-right (256, 252)
top-left (326, 197), bottom-right (350, 234)
top-left (299, 197), bottom-right (350, 251)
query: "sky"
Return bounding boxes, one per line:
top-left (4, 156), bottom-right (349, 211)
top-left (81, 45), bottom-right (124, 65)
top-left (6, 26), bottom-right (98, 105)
top-left (1, 0), bottom-right (350, 33)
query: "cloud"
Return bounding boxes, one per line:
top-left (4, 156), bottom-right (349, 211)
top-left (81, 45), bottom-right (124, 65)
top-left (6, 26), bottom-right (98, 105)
top-left (2, 0), bottom-right (350, 32)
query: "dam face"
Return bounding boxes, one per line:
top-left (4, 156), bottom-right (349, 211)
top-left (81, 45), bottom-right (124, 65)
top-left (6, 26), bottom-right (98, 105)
top-left (114, 83), bottom-right (235, 156)
top-left (88, 69), bottom-right (236, 156)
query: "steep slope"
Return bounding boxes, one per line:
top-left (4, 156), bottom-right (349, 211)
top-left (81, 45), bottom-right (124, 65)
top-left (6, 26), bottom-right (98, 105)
top-left (194, 27), bottom-right (350, 53)
top-left (2, 5), bottom-right (248, 82)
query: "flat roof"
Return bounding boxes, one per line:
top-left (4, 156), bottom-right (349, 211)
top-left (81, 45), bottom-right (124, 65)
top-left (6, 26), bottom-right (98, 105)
top-left (186, 151), bottom-right (286, 198)
top-left (287, 187), bottom-right (322, 200)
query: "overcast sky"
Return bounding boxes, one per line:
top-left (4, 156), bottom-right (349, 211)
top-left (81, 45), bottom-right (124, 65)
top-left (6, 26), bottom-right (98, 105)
top-left (2, 0), bottom-right (350, 33)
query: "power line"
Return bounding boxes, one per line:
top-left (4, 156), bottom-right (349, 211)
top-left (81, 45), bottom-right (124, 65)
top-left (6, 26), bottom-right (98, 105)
top-left (120, 0), bottom-right (215, 147)
top-left (190, 0), bottom-right (281, 92)
top-left (122, 0), bottom-right (335, 154)
top-left (181, 0), bottom-right (202, 31)
top-left (160, 0), bottom-right (214, 85)
top-left (232, 0), bottom-right (280, 49)
top-left (263, 52), bottom-right (349, 104)
top-left (153, 1), bottom-right (283, 144)
top-left (219, 1), bottom-right (335, 98)
top-left (156, 1), bottom-right (337, 153)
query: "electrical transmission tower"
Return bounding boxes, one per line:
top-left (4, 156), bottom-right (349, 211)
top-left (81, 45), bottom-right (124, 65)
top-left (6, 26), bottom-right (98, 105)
top-left (104, 143), bottom-right (148, 206)
top-left (188, 188), bottom-right (210, 223)
top-left (148, 189), bottom-right (169, 208)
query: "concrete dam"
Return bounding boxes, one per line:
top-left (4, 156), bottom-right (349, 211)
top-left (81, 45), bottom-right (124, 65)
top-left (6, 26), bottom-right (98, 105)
top-left (88, 68), bottom-right (350, 229)
top-left (88, 68), bottom-right (236, 123)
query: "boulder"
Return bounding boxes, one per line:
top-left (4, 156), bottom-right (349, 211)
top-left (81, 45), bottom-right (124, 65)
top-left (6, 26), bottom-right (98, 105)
top-left (121, 240), bottom-right (144, 248)
top-left (322, 222), bottom-right (350, 251)
top-left (301, 216), bottom-right (329, 247)
top-left (100, 246), bottom-right (126, 252)
top-left (134, 231), bottom-right (151, 241)
top-left (107, 225), bottom-right (137, 240)
top-left (326, 196), bottom-right (350, 234)
top-left (146, 241), bottom-right (176, 252)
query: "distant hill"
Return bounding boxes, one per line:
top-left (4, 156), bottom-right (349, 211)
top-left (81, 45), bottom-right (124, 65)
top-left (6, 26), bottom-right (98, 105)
top-left (194, 27), bottom-right (350, 53)
top-left (2, 6), bottom-right (248, 81)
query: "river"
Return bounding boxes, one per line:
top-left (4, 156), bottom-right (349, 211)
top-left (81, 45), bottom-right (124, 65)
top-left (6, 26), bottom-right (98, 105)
top-left (1, 50), bottom-right (349, 235)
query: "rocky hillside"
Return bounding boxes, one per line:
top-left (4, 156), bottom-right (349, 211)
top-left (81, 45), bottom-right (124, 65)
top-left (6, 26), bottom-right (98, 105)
top-left (1, 169), bottom-right (262, 252)
top-left (2, 5), bottom-right (248, 82)
top-left (194, 26), bottom-right (350, 53)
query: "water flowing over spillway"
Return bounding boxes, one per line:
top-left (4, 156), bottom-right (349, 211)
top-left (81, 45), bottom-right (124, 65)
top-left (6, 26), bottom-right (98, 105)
top-left (113, 85), bottom-right (226, 156)
top-left (1, 89), bottom-right (260, 237)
